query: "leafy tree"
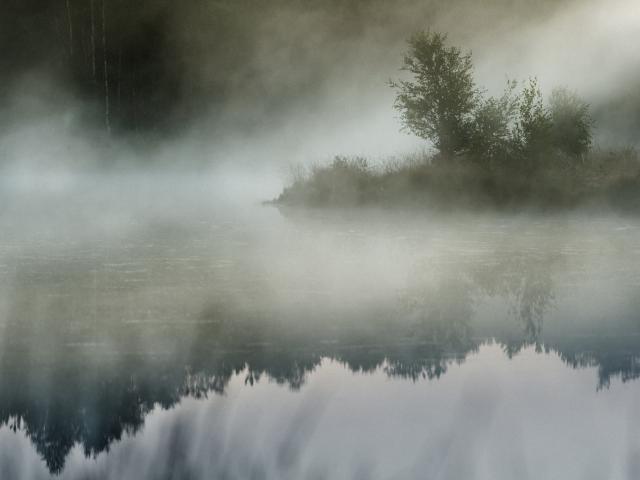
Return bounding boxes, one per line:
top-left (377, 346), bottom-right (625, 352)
top-left (391, 32), bottom-right (595, 177)
top-left (513, 78), bottom-right (553, 161)
top-left (391, 31), bottom-right (479, 158)
top-left (466, 80), bottom-right (519, 165)
top-left (549, 87), bottom-right (593, 158)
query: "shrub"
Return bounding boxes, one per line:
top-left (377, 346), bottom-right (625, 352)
top-left (548, 87), bottom-right (593, 158)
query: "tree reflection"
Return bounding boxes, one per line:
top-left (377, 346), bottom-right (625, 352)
top-left (1, 245), bottom-right (640, 474)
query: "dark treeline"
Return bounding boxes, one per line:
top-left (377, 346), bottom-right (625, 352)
top-left (4, 0), bottom-right (240, 132)
top-left (4, 0), bottom-right (619, 138)
top-left (2, 0), bottom-right (404, 134)
top-left (7, 0), bottom-right (159, 131)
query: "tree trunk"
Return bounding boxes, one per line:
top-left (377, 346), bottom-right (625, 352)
top-left (90, 0), bottom-right (96, 80)
top-left (117, 43), bottom-right (122, 113)
top-left (65, 0), bottom-right (73, 56)
top-left (102, 0), bottom-right (111, 134)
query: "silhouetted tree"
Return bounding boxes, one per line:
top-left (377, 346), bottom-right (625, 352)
top-left (391, 31), bottom-right (479, 158)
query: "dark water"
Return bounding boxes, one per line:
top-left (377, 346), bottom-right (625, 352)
top-left (2, 174), bottom-right (640, 479)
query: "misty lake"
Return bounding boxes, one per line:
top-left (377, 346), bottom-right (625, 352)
top-left (2, 173), bottom-right (640, 479)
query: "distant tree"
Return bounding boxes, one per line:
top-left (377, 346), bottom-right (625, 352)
top-left (548, 87), bottom-right (593, 158)
top-left (391, 31), bottom-right (479, 158)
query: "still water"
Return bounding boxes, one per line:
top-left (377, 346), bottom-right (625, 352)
top-left (1, 173), bottom-right (640, 479)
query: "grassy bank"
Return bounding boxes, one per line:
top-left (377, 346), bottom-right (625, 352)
top-left (273, 149), bottom-right (640, 211)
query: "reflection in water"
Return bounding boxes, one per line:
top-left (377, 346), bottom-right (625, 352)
top-left (2, 193), bottom-right (640, 476)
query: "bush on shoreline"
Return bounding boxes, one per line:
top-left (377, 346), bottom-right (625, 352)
top-left (274, 149), bottom-right (640, 211)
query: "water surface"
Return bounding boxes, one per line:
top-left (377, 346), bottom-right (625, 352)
top-left (1, 174), bottom-right (640, 479)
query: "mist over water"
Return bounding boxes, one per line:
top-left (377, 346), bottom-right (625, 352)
top-left (3, 0), bottom-right (640, 478)
top-left (2, 176), bottom-right (640, 478)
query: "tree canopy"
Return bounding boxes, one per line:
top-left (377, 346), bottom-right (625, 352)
top-left (391, 32), bottom-right (479, 157)
top-left (391, 31), bottom-right (593, 170)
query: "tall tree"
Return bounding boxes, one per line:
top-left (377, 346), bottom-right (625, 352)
top-left (391, 31), bottom-right (479, 158)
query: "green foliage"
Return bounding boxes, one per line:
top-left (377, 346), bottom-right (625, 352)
top-left (391, 31), bottom-right (595, 176)
top-left (549, 87), bottom-right (593, 157)
top-left (513, 78), bottom-right (553, 160)
top-left (276, 30), bottom-right (620, 210)
top-left (275, 148), bottom-right (640, 210)
top-left (466, 80), bottom-right (519, 166)
top-left (390, 31), bottom-right (479, 157)
top-left (278, 156), bottom-right (377, 206)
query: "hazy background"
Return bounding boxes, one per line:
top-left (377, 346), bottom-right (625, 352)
top-left (2, 0), bottom-right (639, 179)
top-left (4, 4), bottom-right (640, 477)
